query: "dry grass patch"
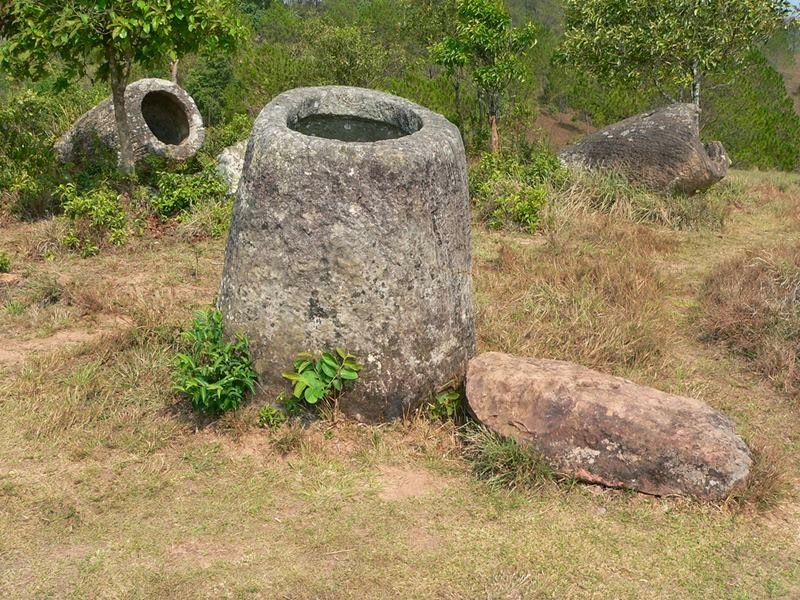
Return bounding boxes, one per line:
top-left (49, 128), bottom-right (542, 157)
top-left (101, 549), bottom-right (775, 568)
top-left (475, 213), bottom-right (676, 379)
top-left (545, 169), bottom-right (737, 231)
top-left (730, 438), bottom-right (795, 512)
top-left (698, 242), bottom-right (800, 400)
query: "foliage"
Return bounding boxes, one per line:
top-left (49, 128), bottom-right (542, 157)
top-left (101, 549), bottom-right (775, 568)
top-left (281, 348), bottom-right (362, 405)
top-left (461, 424), bottom-right (557, 490)
top-left (307, 20), bottom-right (389, 88)
top-left (58, 183), bottom-right (128, 257)
top-left (204, 114), bottom-right (254, 157)
top-left (427, 382), bottom-right (463, 421)
top-left (182, 50), bottom-right (236, 126)
top-left (0, 0), bottom-right (244, 173)
top-left (431, 0), bottom-right (537, 151)
top-left (151, 166), bottom-right (229, 219)
top-left (258, 404), bottom-right (287, 429)
top-left (174, 309), bottom-right (257, 414)
top-left (560, 0), bottom-right (791, 107)
top-left (0, 252), bottom-right (10, 274)
top-left (704, 53), bottom-right (800, 171)
top-left (470, 145), bottom-right (566, 232)
top-left (0, 82), bottom-right (104, 218)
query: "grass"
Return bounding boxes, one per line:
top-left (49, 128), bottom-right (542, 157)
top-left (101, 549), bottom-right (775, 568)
top-left (698, 242), bottom-right (800, 400)
top-left (0, 169), bottom-right (799, 598)
top-left (460, 424), bottom-right (559, 490)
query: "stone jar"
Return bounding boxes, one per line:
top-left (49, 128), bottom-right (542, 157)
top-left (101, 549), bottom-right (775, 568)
top-left (55, 78), bottom-right (205, 164)
top-left (218, 86), bottom-right (475, 421)
top-left (559, 103), bottom-right (730, 193)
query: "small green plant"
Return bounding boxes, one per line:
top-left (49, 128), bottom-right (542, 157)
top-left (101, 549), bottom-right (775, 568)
top-left (461, 424), bottom-right (556, 490)
top-left (4, 300), bottom-right (25, 316)
top-left (428, 381), bottom-right (463, 421)
top-left (258, 404), bottom-right (287, 429)
top-left (57, 183), bottom-right (128, 255)
top-left (174, 308), bottom-right (257, 414)
top-left (0, 252), bottom-right (10, 273)
top-left (281, 348), bottom-right (362, 405)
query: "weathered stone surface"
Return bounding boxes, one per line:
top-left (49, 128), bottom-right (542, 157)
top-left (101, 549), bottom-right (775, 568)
top-left (215, 140), bottom-right (248, 195)
top-left (55, 78), bottom-right (204, 164)
top-left (218, 86), bottom-right (476, 422)
top-left (559, 103), bottom-right (730, 193)
top-left (466, 352), bottom-right (751, 500)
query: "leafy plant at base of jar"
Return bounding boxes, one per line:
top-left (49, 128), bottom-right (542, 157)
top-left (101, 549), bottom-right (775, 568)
top-left (281, 348), bottom-right (362, 405)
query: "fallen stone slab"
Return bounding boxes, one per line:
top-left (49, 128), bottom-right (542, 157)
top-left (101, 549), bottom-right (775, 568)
top-left (466, 352), bottom-right (751, 500)
top-left (55, 78), bottom-right (205, 165)
top-left (559, 103), bottom-right (730, 193)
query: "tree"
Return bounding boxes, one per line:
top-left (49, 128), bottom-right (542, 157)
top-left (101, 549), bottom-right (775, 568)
top-left (560, 0), bottom-right (791, 109)
top-left (432, 0), bottom-right (537, 153)
top-left (0, 1), bottom-right (244, 175)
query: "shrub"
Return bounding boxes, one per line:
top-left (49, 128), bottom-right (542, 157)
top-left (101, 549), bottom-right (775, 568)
top-left (698, 243), bottom-right (800, 399)
top-left (470, 146), bottom-right (567, 232)
top-left (0, 81), bottom-right (104, 218)
top-left (704, 52), bottom-right (800, 171)
top-left (204, 113), bottom-right (253, 156)
top-left (174, 309), bottom-right (257, 414)
top-left (151, 167), bottom-right (228, 219)
top-left (0, 252), bottom-right (10, 273)
top-left (57, 183), bottom-right (128, 256)
top-left (281, 348), bottom-right (362, 405)
top-left (460, 424), bottom-right (556, 490)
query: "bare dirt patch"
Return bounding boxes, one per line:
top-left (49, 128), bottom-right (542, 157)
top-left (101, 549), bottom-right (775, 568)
top-left (167, 540), bottom-right (247, 569)
top-left (376, 465), bottom-right (449, 502)
top-left (0, 313), bottom-right (127, 367)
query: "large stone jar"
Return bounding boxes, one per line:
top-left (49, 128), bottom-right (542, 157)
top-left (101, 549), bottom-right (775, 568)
top-left (55, 78), bottom-right (205, 164)
top-left (218, 86), bottom-right (475, 421)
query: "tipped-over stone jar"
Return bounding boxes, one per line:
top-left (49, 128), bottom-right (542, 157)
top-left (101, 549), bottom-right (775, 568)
top-left (218, 86), bottom-right (475, 421)
top-left (55, 78), bottom-right (205, 165)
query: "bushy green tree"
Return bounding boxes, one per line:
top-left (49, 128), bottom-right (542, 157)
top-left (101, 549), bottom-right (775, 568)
top-left (704, 52), bottom-right (800, 170)
top-left (432, 0), bottom-right (537, 153)
top-left (0, 0), bottom-right (244, 175)
top-left (560, 0), bottom-right (791, 108)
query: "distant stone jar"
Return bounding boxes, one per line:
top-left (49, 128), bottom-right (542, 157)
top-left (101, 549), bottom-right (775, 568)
top-left (218, 86), bottom-right (476, 421)
top-left (55, 78), bottom-right (205, 164)
top-left (559, 103), bottom-right (730, 193)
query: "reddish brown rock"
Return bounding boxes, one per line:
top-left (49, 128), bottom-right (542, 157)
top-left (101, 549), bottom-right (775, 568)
top-left (466, 352), bottom-right (751, 500)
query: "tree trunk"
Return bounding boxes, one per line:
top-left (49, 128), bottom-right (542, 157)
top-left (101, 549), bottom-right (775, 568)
top-left (453, 75), bottom-right (464, 129)
top-left (489, 113), bottom-right (499, 154)
top-left (170, 59), bottom-right (179, 83)
top-left (691, 59), bottom-right (701, 108)
top-left (107, 49), bottom-right (135, 175)
top-left (488, 93), bottom-right (500, 154)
